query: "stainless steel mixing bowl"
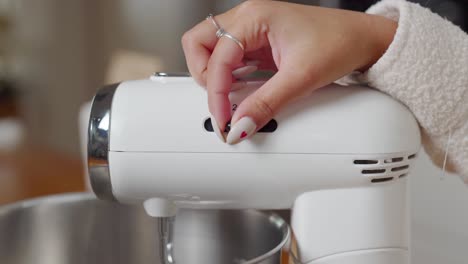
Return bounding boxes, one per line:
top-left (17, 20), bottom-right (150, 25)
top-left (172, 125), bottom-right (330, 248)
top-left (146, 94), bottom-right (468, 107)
top-left (0, 193), bottom-right (289, 264)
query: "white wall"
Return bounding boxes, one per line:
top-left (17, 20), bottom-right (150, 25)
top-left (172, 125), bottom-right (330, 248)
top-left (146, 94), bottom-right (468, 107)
top-left (10, 0), bottom-right (88, 154)
top-left (410, 150), bottom-right (468, 263)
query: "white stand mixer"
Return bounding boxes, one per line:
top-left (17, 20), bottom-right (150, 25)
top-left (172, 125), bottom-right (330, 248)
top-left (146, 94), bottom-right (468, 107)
top-left (88, 73), bottom-right (420, 264)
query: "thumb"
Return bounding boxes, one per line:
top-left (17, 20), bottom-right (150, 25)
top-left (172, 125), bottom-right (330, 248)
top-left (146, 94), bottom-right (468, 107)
top-left (226, 70), bottom-right (308, 144)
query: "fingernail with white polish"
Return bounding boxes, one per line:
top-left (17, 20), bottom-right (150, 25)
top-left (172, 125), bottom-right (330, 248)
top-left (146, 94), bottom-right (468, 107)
top-left (211, 115), bottom-right (225, 143)
top-left (245, 60), bottom-right (260, 66)
top-left (231, 81), bottom-right (247, 91)
top-left (232, 65), bottom-right (258, 79)
top-left (226, 117), bottom-right (257, 145)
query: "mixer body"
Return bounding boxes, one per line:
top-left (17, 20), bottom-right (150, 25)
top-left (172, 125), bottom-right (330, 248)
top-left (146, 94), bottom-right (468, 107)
top-left (88, 74), bottom-right (420, 264)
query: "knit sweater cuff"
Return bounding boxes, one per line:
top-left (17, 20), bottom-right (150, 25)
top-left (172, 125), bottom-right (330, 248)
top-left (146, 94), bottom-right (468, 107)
top-left (350, 0), bottom-right (468, 183)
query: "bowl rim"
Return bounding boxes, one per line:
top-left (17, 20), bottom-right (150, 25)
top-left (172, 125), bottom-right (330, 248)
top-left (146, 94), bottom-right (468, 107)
top-left (0, 192), bottom-right (95, 215)
top-left (242, 211), bottom-right (291, 264)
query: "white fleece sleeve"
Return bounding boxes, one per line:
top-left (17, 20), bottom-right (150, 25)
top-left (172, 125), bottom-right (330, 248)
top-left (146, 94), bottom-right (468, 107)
top-left (349, 0), bottom-right (468, 183)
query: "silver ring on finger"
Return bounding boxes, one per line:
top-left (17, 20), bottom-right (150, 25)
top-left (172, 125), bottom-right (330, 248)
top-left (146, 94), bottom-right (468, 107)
top-left (206, 14), bottom-right (245, 52)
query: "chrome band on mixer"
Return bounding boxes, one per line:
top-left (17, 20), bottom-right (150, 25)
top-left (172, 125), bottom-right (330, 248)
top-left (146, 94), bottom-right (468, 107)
top-left (88, 83), bottom-right (119, 201)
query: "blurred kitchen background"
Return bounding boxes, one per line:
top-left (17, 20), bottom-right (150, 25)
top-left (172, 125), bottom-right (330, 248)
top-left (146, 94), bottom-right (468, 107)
top-left (0, 0), bottom-right (466, 263)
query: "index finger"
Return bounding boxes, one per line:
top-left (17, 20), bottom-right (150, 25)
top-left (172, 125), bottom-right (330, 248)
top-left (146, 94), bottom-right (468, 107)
top-left (181, 18), bottom-right (219, 87)
top-left (207, 34), bottom-right (245, 130)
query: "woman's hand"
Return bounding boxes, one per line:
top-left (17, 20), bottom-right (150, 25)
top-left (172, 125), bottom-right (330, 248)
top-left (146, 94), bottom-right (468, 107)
top-left (182, 1), bottom-right (397, 144)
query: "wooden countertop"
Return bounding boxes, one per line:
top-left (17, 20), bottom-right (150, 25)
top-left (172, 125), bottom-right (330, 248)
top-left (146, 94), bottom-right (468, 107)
top-left (0, 145), bottom-right (86, 205)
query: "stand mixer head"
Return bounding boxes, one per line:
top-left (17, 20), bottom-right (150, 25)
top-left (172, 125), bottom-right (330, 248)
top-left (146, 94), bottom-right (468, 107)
top-left (88, 73), bottom-right (420, 264)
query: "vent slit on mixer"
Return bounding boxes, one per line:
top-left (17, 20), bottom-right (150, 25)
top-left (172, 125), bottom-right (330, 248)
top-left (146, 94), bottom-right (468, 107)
top-left (371, 177), bottom-right (394, 183)
top-left (353, 160), bottom-right (378, 165)
top-left (384, 157), bottom-right (404, 163)
top-left (362, 169), bottom-right (386, 174)
top-left (408, 154), bottom-right (417, 159)
top-left (391, 165), bottom-right (409, 172)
